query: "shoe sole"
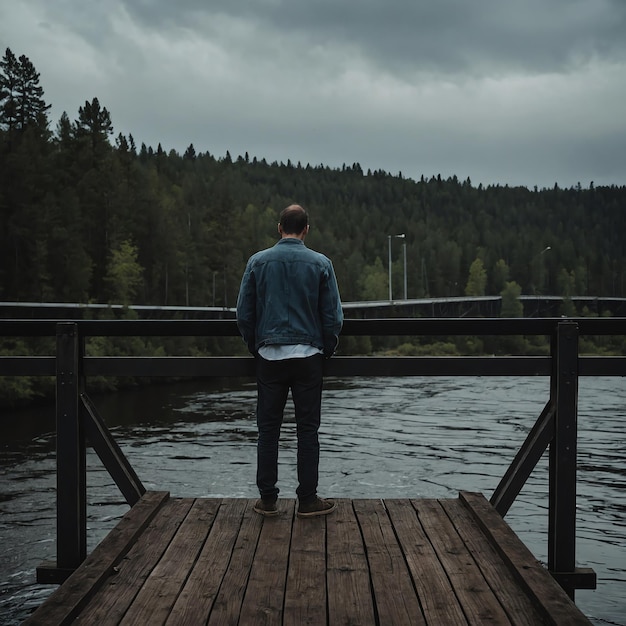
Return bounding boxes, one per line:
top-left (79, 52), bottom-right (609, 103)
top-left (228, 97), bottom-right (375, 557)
top-left (253, 505), bottom-right (280, 517)
top-left (296, 501), bottom-right (337, 518)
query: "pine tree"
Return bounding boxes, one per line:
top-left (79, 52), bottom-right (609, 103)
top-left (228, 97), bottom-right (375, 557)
top-left (74, 97), bottom-right (113, 168)
top-left (16, 53), bottom-right (51, 133)
top-left (0, 48), bottom-right (53, 300)
top-left (0, 48), bottom-right (19, 135)
top-left (70, 98), bottom-right (116, 297)
top-left (0, 48), bottom-right (50, 138)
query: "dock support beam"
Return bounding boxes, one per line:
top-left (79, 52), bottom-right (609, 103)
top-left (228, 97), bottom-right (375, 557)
top-left (549, 320), bottom-right (579, 599)
top-left (490, 320), bottom-right (595, 595)
top-left (39, 322), bottom-right (86, 583)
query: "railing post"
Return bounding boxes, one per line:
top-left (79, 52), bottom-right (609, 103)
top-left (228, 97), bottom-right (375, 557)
top-left (55, 321), bottom-right (86, 573)
top-left (548, 320), bottom-right (579, 599)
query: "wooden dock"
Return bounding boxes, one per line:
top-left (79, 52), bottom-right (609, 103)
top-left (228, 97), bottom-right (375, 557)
top-left (24, 491), bottom-right (591, 625)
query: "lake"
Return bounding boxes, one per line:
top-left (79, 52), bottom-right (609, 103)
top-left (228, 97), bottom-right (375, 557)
top-left (1, 375), bottom-right (625, 625)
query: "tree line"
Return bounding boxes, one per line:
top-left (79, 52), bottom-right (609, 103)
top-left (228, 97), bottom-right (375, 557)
top-left (1, 47), bottom-right (625, 404)
top-left (2, 47), bottom-right (625, 311)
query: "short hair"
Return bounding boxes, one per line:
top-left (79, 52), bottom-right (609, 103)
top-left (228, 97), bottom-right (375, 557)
top-left (279, 204), bottom-right (309, 235)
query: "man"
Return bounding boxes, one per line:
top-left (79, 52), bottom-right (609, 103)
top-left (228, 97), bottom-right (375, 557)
top-left (236, 204), bottom-right (343, 518)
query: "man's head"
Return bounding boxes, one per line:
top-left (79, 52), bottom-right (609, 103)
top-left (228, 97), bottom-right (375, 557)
top-left (279, 204), bottom-right (309, 239)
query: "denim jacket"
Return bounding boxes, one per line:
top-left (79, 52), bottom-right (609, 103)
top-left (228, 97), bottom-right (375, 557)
top-left (236, 238), bottom-right (343, 357)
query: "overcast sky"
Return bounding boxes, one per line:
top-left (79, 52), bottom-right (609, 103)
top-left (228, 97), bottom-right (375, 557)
top-left (2, 0), bottom-right (625, 189)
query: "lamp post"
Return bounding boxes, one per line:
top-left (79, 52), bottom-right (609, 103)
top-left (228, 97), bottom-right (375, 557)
top-left (388, 233), bottom-right (405, 301)
top-left (403, 241), bottom-right (408, 300)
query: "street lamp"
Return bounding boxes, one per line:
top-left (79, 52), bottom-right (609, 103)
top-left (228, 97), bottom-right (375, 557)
top-left (388, 233), bottom-right (405, 301)
top-left (403, 241), bottom-right (407, 300)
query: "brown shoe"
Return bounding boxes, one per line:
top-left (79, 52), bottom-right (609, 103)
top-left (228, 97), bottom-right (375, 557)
top-left (297, 497), bottom-right (336, 518)
top-left (254, 498), bottom-right (279, 516)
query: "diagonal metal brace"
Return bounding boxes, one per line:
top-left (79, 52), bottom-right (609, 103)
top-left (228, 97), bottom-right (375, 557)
top-left (81, 393), bottom-right (146, 506)
top-left (491, 400), bottom-right (555, 517)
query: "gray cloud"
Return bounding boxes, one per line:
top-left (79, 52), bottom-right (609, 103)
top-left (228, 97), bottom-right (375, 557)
top-left (118, 0), bottom-right (626, 74)
top-left (1, 0), bottom-right (625, 188)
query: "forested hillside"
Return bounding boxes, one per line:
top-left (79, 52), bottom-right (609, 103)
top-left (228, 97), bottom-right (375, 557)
top-left (2, 47), bottom-right (626, 405)
top-left (2, 47), bottom-right (625, 309)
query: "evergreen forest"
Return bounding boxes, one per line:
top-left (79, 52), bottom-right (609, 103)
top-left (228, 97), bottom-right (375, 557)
top-left (1, 47), bottom-right (625, 403)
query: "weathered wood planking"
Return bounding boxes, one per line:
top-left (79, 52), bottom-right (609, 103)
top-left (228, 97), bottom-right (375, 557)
top-left (417, 498), bottom-right (512, 624)
top-left (24, 492), bottom-right (592, 626)
top-left (353, 498), bottom-right (425, 625)
top-left (74, 497), bottom-right (195, 625)
top-left (166, 498), bottom-right (250, 624)
top-left (25, 490), bottom-right (170, 625)
top-left (326, 499), bottom-right (377, 625)
top-left (439, 498), bottom-right (543, 626)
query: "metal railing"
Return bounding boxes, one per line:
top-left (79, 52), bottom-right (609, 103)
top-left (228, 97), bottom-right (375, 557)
top-left (2, 317), bottom-right (626, 598)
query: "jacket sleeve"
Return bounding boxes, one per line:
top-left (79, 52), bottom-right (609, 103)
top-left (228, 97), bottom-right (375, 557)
top-left (320, 260), bottom-right (343, 358)
top-left (236, 262), bottom-right (257, 355)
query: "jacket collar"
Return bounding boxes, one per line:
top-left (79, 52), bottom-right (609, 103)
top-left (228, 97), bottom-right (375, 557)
top-left (277, 238), bottom-right (305, 245)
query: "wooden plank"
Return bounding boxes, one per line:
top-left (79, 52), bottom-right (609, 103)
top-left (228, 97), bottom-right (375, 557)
top-left (206, 499), bottom-right (264, 625)
top-left (440, 498), bottom-right (545, 626)
top-left (24, 491), bottom-right (170, 626)
top-left (0, 355), bottom-right (55, 376)
top-left (385, 499), bottom-right (469, 624)
top-left (326, 499), bottom-right (377, 626)
top-left (165, 498), bottom-right (248, 625)
top-left (283, 507), bottom-right (327, 625)
top-left (24, 496), bottom-right (596, 625)
top-left (460, 492), bottom-right (592, 625)
top-left (118, 498), bottom-right (220, 625)
top-left (238, 499), bottom-right (295, 625)
top-left (73, 497), bottom-right (194, 625)
top-left (353, 499), bottom-right (425, 626)
top-left (414, 499), bottom-right (513, 625)
top-left (55, 321), bottom-right (86, 575)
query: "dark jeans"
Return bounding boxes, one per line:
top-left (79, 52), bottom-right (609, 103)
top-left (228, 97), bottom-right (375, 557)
top-left (255, 353), bottom-right (324, 504)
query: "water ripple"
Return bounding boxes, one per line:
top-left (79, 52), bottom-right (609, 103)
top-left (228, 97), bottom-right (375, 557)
top-left (1, 376), bottom-right (625, 625)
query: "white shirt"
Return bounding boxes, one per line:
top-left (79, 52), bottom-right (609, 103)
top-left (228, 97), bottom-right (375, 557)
top-left (258, 344), bottom-right (322, 361)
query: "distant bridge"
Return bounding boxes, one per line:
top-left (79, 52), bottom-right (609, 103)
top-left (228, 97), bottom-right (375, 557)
top-left (2, 296), bottom-right (626, 320)
top-left (343, 296), bottom-right (626, 318)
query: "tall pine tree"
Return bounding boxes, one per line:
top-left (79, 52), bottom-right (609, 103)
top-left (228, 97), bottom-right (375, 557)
top-left (0, 48), bottom-right (52, 299)
top-left (0, 48), bottom-right (50, 139)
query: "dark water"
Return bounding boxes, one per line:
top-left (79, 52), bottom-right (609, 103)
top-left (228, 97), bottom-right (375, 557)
top-left (1, 376), bottom-right (625, 625)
